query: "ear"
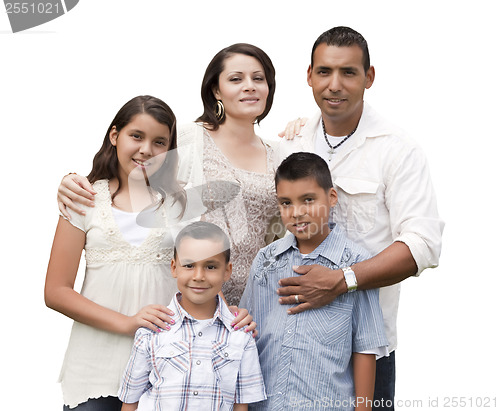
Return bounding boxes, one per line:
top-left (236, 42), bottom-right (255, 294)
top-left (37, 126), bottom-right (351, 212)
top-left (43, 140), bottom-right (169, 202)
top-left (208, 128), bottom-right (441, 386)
top-left (307, 65), bottom-right (313, 87)
top-left (365, 66), bottom-right (375, 90)
top-left (328, 188), bottom-right (338, 208)
top-left (224, 262), bottom-right (233, 282)
top-left (109, 126), bottom-right (118, 146)
top-left (213, 86), bottom-right (221, 101)
top-left (171, 258), bottom-right (178, 278)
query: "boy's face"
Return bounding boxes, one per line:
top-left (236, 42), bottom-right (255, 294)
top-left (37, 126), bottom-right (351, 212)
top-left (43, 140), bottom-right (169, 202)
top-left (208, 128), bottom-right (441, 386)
top-left (171, 237), bottom-right (232, 319)
top-left (276, 177), bottom-right (337, 253)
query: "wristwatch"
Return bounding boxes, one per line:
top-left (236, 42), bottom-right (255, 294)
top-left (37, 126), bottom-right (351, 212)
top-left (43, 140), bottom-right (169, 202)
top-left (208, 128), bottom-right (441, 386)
top-left (342, 267), bottom-right (357, 293)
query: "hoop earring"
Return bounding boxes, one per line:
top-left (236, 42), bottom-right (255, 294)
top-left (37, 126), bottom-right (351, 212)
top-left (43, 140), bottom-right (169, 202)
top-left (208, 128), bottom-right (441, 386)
top-left (215, 100), bottom-right (225, 121)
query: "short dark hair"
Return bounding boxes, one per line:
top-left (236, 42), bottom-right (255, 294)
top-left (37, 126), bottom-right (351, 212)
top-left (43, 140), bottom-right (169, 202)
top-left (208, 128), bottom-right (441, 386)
top-left (196, 43), bottom-right (276, 131)
top-left (311, 26), bottom-right (370, 73)
top-left (174, 221), bottom-right (231, 263)
top-left (275, 152), bottom-right (333, 192)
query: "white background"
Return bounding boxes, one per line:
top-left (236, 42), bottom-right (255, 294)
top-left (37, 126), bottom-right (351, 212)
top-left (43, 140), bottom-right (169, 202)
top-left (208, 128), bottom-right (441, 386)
top-left (1, 1), bottom-right (499, 409)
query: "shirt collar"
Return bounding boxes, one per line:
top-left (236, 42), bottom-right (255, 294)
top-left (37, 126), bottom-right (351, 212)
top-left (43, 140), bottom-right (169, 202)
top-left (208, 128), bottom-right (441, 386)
top-left (272, 224), bottom-right (347, 267)
top-left (309, 102), bottom-right (396, 145)
top-left (168, 292), bottom-right (235, 334)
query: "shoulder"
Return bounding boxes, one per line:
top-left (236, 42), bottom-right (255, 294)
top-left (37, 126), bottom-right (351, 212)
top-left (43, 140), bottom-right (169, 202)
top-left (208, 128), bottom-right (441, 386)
top-left (177, 122), bottom-right (205, 146)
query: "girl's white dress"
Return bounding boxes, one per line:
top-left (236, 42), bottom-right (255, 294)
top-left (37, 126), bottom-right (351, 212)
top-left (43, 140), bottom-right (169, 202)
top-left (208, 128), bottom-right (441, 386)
top-left (58, 179), bottom-right (181, 408)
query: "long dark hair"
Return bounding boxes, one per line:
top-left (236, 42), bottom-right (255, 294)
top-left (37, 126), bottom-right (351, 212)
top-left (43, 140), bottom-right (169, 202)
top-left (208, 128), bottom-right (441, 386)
top-left (196, 43), bottom-right (276, 131)
top-left (87, 95), bottom-right (186, 212)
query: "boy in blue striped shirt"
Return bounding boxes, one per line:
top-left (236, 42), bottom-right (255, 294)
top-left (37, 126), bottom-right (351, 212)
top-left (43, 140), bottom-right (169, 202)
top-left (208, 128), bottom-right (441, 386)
top-left (240, 152), bottom-right (388, 411)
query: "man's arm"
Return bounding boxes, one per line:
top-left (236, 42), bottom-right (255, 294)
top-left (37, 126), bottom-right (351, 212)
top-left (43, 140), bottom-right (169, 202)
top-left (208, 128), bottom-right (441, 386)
top-left (278, 241), bottom-right (416, 314)
top-left (234, 404), bottom-right (248, 411)
top-left (353, 353), bottom-right (376, 411)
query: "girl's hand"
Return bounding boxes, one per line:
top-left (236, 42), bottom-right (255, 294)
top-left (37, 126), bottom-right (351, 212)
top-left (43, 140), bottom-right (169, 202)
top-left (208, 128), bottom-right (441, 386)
top-left (58, 173), bottom-right (96, 219)
top-left (277, 117), bottom-right (308, 140)
top-left (229, 306), bottom-right (258, 338)
top-left (126, 304), bottom-right (176, 336)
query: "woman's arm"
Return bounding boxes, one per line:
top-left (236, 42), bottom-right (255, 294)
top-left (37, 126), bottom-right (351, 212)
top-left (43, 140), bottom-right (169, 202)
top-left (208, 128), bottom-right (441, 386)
top-left (57, 173), bottom-right (96, 218)
top-left (45, 217), bottom-right (173, 335)
top-left (353, 353), bottom-right (376, 411)
top-left (233, 404), bottom-right (248, 411)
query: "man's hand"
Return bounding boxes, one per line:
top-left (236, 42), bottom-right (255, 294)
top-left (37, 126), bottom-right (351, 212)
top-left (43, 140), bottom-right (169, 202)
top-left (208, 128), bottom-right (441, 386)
top-left (277, 264), bottom-right (347, 314)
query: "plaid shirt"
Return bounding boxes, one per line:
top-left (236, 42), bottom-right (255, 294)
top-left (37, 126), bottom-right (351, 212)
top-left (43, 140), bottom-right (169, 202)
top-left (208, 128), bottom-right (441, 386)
top-left (118, 293), bottom-right (266, 410)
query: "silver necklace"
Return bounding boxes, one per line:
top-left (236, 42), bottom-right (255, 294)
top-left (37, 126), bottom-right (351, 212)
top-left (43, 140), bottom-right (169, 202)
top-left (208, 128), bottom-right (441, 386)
top-left (322, 119), bottom-right (357, 161)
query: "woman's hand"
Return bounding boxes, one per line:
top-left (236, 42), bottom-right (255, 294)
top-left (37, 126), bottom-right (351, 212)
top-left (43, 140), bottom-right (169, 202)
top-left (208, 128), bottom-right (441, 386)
top-left (125, 304), bottom-right (176, 336)
top-left (277, 117), bottom-right (308, 140)
top-left (58, 173), bottom-right (96, 219)
top-left (229, 306), bottom-right (258, 337)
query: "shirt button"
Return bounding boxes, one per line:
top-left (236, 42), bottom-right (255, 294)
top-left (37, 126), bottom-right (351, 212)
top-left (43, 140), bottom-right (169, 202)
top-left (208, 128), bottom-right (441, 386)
top-left (287, 330), bottom-right (292, 334)
top-left (224, 352), bottom-right (229, 358)
top-left (198, 332), bottom-right (203, 337)
top-left (196, 360), bottom-right (201, 365)
top-left (193, 391), bottom-right (198, 396)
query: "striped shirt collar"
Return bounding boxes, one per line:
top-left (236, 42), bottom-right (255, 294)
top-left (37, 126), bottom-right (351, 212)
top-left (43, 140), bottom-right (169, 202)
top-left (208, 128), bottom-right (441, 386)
top-left (169, 292), bottom-right (235, 334)
top-left (273, 223), bottom-right (346, 266)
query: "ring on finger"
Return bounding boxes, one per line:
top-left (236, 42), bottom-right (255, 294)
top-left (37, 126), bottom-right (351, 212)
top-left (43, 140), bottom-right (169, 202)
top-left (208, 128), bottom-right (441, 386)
top-left (294, 294), bottom-right (300, 304)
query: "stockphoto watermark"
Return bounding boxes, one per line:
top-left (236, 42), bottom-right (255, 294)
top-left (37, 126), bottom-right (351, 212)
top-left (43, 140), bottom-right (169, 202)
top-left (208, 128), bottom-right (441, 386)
top-left (3, 0), bottom-right (79, 32)
top-left (288, 395), bottom-right (498, 409)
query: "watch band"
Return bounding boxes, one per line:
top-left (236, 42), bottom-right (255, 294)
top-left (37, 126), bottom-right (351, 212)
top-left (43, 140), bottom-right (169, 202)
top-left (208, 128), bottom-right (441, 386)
top-left (342, 267), bottom-right (357, 293)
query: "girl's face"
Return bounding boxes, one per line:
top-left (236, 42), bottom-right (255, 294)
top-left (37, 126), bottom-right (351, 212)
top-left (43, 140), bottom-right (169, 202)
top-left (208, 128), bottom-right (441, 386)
top-left (109, 113), bottom-right (171, 182)
top-left (214, 53), bottom-right (269, 123)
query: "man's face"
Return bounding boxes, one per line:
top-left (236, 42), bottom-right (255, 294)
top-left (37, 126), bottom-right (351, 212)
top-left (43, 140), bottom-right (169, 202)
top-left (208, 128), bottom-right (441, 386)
top-left (307, 43), bottom-right (374, 134)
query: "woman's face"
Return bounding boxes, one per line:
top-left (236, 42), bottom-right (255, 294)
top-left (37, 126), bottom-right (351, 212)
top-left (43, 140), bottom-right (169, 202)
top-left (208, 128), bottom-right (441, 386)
top-left (214, 53), bottom-right (269, 122)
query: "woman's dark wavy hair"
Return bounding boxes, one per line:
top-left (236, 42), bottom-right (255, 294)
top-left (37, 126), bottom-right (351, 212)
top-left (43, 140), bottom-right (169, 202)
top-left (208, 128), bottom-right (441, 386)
top-left (87, 95), bottom-right (186, 212)
top-left (196, 43), bottom-right (276, 131)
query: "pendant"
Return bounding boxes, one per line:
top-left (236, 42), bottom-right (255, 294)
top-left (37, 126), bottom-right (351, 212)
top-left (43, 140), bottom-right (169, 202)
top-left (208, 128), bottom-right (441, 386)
top-left (328, 148), bottom-right (334, 161)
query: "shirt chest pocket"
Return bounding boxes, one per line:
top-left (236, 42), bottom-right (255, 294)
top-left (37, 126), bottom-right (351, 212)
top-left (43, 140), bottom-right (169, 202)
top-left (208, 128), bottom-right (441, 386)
top-left (155, 342), bottom-right (190, 375)
top-left (333, 176), bottom-right (379, 234)
top-left (212, 345), bottom-right (243, 401)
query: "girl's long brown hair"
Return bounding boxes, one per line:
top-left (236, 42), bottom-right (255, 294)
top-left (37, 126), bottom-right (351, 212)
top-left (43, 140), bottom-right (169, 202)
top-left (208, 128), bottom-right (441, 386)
top-left (87, 95), bottom-right (186, 214)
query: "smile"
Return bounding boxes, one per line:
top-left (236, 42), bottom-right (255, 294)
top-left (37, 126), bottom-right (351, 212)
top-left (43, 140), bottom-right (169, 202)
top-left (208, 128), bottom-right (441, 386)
top-left (133, 159), bottom-right (151, 167)
top-left (188, 286), bottom-right (209, 293)
top-left (293, 222), bottom-right (310, 232)
top-left (240, 98), bottom-right (260, 103)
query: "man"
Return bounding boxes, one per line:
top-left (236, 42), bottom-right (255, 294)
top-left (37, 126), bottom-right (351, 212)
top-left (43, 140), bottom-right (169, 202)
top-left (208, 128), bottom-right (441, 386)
top-left (276, 26), bottom-right (444, 410)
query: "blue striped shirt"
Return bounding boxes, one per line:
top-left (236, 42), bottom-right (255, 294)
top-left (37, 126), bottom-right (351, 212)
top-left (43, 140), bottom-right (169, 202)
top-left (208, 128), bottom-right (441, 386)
top-left (240, 224), bottom-right (388, 410)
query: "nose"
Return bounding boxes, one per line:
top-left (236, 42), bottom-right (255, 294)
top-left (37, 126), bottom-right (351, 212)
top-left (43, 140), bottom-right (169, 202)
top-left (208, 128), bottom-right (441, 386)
top-left (192, 266), bottom-right (205, 281)
top-left (328, 72), bottom-right (341, 93)
top-left (292, 205), bottom-right (306, 219)
top-left (139, 140), bottom-right (153, 157)
top-left (243, 76), bottom-right (256, 91)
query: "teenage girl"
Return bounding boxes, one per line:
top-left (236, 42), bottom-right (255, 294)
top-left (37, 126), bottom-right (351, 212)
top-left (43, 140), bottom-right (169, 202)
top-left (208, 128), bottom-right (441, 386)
top-left (45, 96), bottom-right (253, 410)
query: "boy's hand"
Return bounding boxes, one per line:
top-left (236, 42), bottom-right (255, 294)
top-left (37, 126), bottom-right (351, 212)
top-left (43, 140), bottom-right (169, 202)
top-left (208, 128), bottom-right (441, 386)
top-left (276, 264), bottom-right (347, 314)
top-left (58, 173), bottom-right (96, 218)
top-left (229, 306), bottom-right (258, 338)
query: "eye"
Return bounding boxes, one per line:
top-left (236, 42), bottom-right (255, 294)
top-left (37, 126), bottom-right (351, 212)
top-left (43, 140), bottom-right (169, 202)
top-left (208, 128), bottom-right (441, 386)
top-left (131, 133), bottom-right (142, 139)
top-left (229, 77), bottom-right (242, 82)
top-left (304, 197), bottom-right (314, 203)
top-left (254, 76), bottom-right (265, 82)
top-left (155, 139), bottom-right (168, 146)
top-left (279, 200), bottom-right (291, 207)
top-left (183, 263), bottom-right (194, 269)
top-left (206, 265), bottom-right (218, 270)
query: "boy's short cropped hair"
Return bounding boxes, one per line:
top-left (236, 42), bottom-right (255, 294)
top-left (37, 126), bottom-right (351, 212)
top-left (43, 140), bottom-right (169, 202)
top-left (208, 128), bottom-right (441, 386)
top-left (275, 152), bottom-right (333, 192)
top-left (174, 221), bottom-right (231, 262)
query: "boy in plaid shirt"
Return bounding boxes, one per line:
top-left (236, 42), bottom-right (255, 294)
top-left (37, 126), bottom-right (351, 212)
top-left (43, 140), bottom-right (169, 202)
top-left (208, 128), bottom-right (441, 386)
top-left (119, 222), bottom-right (266, 410)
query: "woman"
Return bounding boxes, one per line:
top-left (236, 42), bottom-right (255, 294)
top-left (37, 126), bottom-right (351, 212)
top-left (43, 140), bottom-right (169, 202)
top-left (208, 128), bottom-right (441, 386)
top-left (58, 43), bottom-right (280, 307)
